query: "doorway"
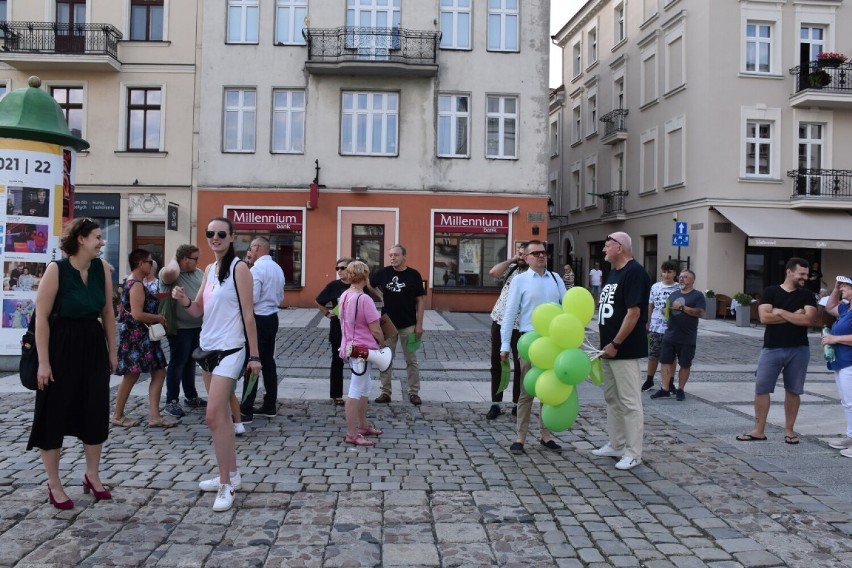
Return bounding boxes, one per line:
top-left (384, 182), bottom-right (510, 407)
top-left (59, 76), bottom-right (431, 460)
top-left (56, 0), bottom-right (86, 53)
top-left (132, 221), bottom-right (165, 271)
top-left (352, 224), bottom-right (384, 278)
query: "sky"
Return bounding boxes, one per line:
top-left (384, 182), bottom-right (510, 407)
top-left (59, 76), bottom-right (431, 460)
top-left (551, 1), bottom-right (586, 87)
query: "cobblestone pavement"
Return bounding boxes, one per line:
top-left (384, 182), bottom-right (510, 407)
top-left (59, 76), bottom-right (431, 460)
top-left (0, 310), bottom-right (850, 567)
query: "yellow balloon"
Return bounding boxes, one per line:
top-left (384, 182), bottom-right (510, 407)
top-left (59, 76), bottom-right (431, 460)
top-left (562, 287), bottom-right (596, 325)
top-left (536, 370), bottom-right (573, 406)
top-left (549, 313), bottom-right (585, 349)
top-left (531, 303), bottom-right (563, 336)
top-left (528, 336), bottom-right (561, 369)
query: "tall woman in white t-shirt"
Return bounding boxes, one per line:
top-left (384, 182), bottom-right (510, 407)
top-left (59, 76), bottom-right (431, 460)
top-left (172, 217), bottom-right (261, 511)
top-left (338, 260), bottom-right (385, 447)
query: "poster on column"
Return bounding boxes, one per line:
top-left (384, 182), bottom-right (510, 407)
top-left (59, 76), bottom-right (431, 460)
top-left (0, 139), bottom-right (68, 355)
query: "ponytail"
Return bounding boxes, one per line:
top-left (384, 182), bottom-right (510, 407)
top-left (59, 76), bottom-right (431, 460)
top-left (218, 242), bottom-right (236, 284)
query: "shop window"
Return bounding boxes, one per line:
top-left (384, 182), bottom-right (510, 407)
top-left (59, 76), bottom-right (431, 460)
top-left (434, 235), bottom-right (505, 288)
top-left (233, 230), bottom-right (302, 287)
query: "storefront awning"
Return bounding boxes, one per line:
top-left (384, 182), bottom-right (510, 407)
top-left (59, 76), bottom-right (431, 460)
top-left (715, 206), bottom-right (852, 250)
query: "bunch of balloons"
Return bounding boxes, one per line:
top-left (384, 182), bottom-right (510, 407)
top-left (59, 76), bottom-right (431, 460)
top-left (517, 287), bottom-right (600, 432)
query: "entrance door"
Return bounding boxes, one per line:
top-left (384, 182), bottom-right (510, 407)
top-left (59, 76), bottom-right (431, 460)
top-left (133, 221), bottom-right (164, 269)
top-left (796, 122), bottom-right (823, 195)
top-left (352, 224), bottom-right (384, 278)
top-left (56, 0), bottom-right (86, 53)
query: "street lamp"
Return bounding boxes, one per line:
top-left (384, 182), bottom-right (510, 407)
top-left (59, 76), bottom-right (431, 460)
top-left (547, 197), bottom-right (569, 221)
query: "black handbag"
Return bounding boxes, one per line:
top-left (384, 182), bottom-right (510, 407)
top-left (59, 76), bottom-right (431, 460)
top-left (192, 346), bottom-right (242, 373)
top-left (20, 260), bottom-right (65, 390)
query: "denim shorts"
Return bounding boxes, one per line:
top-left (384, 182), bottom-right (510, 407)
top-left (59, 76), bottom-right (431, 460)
top-left (659, 341), bottom-right (696, 368)
top-left (754, 346), bottom-right (810, 395)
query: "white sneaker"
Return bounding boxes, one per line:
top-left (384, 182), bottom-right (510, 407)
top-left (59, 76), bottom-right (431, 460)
top-left (591, 444), bottom-right (623, 457)
top-left (841, 448), bottom-right (852, 459)
top-left (199, 472), bottom-right (241, 492)
top-left (615, 456), bottom-right (642, 470)
top-left (212, 483), bottom-right (235, 512)
top-left (234, 423), bottom-right (246, 436)
top-left (828, 437), bottom-right (852, 450)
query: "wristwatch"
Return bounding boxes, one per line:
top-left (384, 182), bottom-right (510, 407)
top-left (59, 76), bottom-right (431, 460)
top-left (611, 341), bottom-right (622, 349)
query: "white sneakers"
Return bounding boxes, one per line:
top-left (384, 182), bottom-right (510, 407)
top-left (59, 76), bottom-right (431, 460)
top-left (828, 437), bottom-right (852, 450)
top-left (234, 423), bottom-right (246, 436)
top-left (591, 444), bottom-right (623, 457)
top-left (841, 448), bottom-right (852, 459)
top-left (199, 471), bottom-right (242, 492)
top-left (615, 456), bottom-right (642, 470)
top-left (213, 484), bottom-right (235, 512)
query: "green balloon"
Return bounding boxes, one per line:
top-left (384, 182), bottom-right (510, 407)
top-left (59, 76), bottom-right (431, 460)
top-left (589, 357), bottom-right (603, 386)
top-left (536, 370), bottom-right (572, 406)
top-left (517, 331), bottom-right (540, 361)
top-left (553, 348), bottom-right (592, 385)
top-left (549, 313), bottom-right (586, 349)
top-left (531, 303), bottom-right (563, 336)
top-left (541, 389), bottom-right (580, 432)
top-left (523, 366), bottom-right (544, 397)
top-left (562, 287), bottom-right (596, 326)
top-left (528, 336), bottom-right (561, 370)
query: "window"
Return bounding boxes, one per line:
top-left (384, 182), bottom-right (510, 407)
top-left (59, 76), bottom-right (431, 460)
top-left (51, 86), bottom-right (84, 139)
top-left (586, 92), bottom-right (597, 137)
top-left (613, 151), bottom-right (625, 192)
top-left (223, 88), bottom-right (256, 153)
top-left (640, 127), bottom-right (657, 193)
top-left (341, 91), bottom-right (398, 156)
top-left (745, 120), bottom-right (772, 176)
top-left (275, 0), bottom-right (307, 45)
top-left (438, 94), bottom-right (470, 158)
top-left (0, 1), bottom-right (6, 21)
top-left (550, 121), bottom-right (558, 157)
top-left (643, 235), bottom-right (658, 282)
top-left (613, 72), bottom-right (625, 109)
top-left (665, 24), bottom-right (685, 92)
top-left (271, 89), bottom-right (305, 154)
top-left (352, 224), bottom-right (384, 279)
top-left (584, 159), bottom-right (597, 207)
top-left (0, 83), bottom-right (7, 102)
top-left (571, 102), bottom-right (581, 144)
top-left (127, 87), bottom-right (161, 151)
top-left (346, 0), bottom-right (400, 59)
top-left (572, 42), bottom-right (582, 77)
top-left (485, 95), bottom-right (517, 159)
top-left (614, 2), bottom-right (626, 44)
top-left (487, 0), bottom-right (519, 52)
top-left (130, 0), bottom-right (164, 41)
top-left (433, 212), bottom-right (508, 288)
top-left (641, 47), bottom-right (658, 107)
top-left (587, 27), bottom-right (598, 64)
top-left (800, 25), bottom-right (825, 63)
top-left (797, 122), bottom-right (823, 195)
top-left (227, 0), bottom-right (259, 44)
top-left (745, 21), bottom-right (772, 73)
top-left (664, 115), bottom-right (685, 187)
top-left (440, 0), bottom-right (471, 50)
top-left (571, 164), bottom-right (581, 210)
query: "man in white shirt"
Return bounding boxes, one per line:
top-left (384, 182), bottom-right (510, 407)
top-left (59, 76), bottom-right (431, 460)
top-left (589, 262), bottom-right (603, 301)
top-left (240, 237), bottom-right (285, 421)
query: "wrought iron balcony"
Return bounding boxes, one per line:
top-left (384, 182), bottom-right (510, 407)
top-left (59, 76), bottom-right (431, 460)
top-left (0, 21), bottom-right (122, 71)
top-left (303, 27), bottom-right (440, 77)
top-left (599, 109), bottom-right (628, 145)
top-left (601, 190), bottom-right (628, 219)
top-left (786, 168), bottom-right (852, 205)
top-left (789, 62), bottom-right (852, 109)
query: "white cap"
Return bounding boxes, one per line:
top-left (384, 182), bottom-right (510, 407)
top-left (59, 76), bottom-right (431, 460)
top-left (837, 275), bottom-right (852, 285)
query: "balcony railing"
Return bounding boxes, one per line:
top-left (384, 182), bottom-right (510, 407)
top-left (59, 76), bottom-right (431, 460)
top-left (303, 27), bottom-right (440, 76)
top-left (0, 21), bottom-right (121, 60)
top-left (789, 61), bottom-right (852, 95)
top-left (786, 168), bottom-right (852, 199)
top-left (601, 190), bottom-right (628, 215)
top-left (599, 108), bottom-right (628, 144)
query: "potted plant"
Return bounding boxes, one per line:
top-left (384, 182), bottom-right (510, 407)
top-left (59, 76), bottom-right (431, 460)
top-left (733, 292), bottom-right (753, 327)
top-left (703, 290), bottom-right (716, 320)
top-left (817, 51), bottom-right (848, 68)
top-left (808, 69), bottom-right (831, 88)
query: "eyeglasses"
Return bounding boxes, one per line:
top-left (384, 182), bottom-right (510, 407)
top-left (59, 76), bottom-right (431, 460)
top-left (606, 235), bottom-right (624, 247)
top-left (526, 250), bottom-right (547, 258)
top-left (141, 259), bottom-right (154, 265)
top-left (335, 266), bottom-right (347, 271)
top-left (187, 256), bottom-right (199, 262)
top-left (206, 230), bottom-right (228, 239)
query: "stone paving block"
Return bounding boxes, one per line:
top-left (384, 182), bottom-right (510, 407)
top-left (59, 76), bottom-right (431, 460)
top-left (169, 523), bottom-right (229, 545)
top-left (715, 537), bottom-right (765, 553)
top-left (77, 540), bottom-right (162, 567)
top-left (200, 545), bottom-right (269, 568)
top-left (264, 544), bottom-right (324, 567)
top-left (151, 543), bottom-right (213, 567)
top-left (381, 543), bottom-right (440, 566)
top-left (732, 550), bottom-right (785, 566)
top-left (435, 521), bottom-right (487, 543)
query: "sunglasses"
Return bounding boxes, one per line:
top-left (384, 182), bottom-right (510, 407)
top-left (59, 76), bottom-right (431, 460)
top-left (187, 256), bottom-right (199, 261)
top-left (526, 250), bottom-right (547, 258)
top-left (205, 230), bottom-right (229, 239)
top-left (335, 266), bottom-right (347, 271)
top-left (606, 234), bottom-right (624, 247)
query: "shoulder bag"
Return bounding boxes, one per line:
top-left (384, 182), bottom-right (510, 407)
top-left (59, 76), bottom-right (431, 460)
top-left (19, 260), bottom-right (65, 390)
top-left (192, 260), bottom-right (249, 373)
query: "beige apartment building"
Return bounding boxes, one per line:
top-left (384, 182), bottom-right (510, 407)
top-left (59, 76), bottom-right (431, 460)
top-left (196, 0), bottom-right (550, 310)
top-left (0, 0), bottom-right (199, 277)
top-left (551, 0), bottom-right (852, 300)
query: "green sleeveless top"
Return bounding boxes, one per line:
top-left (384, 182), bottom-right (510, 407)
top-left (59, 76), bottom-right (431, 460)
top-left (56, 257), bottom-right (106, 319)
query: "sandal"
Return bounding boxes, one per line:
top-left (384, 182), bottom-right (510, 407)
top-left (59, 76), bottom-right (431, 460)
top-left (784, 434), bottom-right (800, 445)
top-left (358, 425), bottom-right (383, 437)
top-left (110, 416), bottom-right (140, 428)
top-left (333, 398), bottom-right (345, 406)
top-left (344, 434), bottom-right (374, 447)
top-left (148, 418), bottom-right (177, 428)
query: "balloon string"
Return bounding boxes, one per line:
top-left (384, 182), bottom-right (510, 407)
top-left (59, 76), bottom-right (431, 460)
top-left (585, 349), bottom-right (605, 360)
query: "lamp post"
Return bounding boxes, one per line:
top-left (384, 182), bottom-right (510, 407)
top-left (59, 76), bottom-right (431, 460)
top-left (547, 198), bottom-right (570, 269)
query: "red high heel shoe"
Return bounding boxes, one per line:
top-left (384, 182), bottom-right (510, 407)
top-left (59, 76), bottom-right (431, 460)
top-left (83, 474), bottom-right (112, 502)
top-left (48, 486), bottom-right (74, 510)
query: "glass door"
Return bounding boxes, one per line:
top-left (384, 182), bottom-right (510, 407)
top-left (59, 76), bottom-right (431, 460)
top-left (56, 0), bottom-right (86, 53)
top-left (352, 224), bottom-right (384, 278)
top-left (346, 0), bottom-right (400, 60)
top-left (797, 122), bottom-right (823, 195)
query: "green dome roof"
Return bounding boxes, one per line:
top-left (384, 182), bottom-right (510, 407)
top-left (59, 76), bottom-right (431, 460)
top-left (0, 76), bottom-right (89, 151)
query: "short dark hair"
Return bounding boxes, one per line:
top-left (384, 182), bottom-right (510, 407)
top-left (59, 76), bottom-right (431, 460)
top-left (786, 257), bottom-right (809, 272)
top-left (175, 244), bottom-right (199, 261)
top-left (60, 217), bottom-right (100, 256)
top-left (525, 239), bottom-right (545, 251)
top-left (128, 248), bottom-right (151, 270)
top-left (661, 261), bottom-right (677, 272)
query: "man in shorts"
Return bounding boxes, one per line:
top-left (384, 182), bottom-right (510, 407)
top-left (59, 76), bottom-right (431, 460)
top-left (737, 257), bottom-right (817, 444)
top-left (643, 261), bottom-right (679, 392)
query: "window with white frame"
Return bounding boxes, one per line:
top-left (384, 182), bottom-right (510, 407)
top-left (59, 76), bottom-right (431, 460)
top-left (740, 107), bottom-right (780, 179)
top-left (486, 95), bottom-right (517, 158)
top-left (571, 102), bottom-right (581, 144)
top-left (665, 24), bottom-right (685, 92)
top-left (130, 0), bottom-right (164, 41)
top-left (487, 0), bottom-right (519, 52)
top-left (613, 70), bottom-right (625, 109)
top-left (741, 3), bottom-right (782, 75)
top-left (587, 91), bottom-right (597, 137)
top-left (572, 41), bottom-right (582, 77)
top-left (571, 164), bottom-right (581, 210)
top-left (227, 0), bottom-right (259, 44)
top-left (438, 93), bottom-right (470, 158)
top-left (664, 115), bottom-right (685, 187)
top-left (51, 86), bottom-right (84, 139)
top-left (612, 151), bottom-right (625, 192)
top-left (440, 0), bottom-right (471, 50)
top-left (588, 27), bottom-right (598, 64)
top-left (127, 87), bottom-right (161, 151)
top-left (614, 2), bottom-right (626, 44)
top-left (275, 0), bottom-right (307, 45)
top-left (271, 89), bottom-right (305, 154)
top-left (641, 46), bottom-right (658, 107)
top-left (745, 21), bottom-right (772, 73)
top-left (640, 127), bottom-right (657, 193)
top-left (800, 25), bottom-right (826, 63)
top-left (797, 122), bottom-right (824, 195)
top-left (745, 120), bottom-right (772, 176)
top-left (223, 88), bottom-right (256, 152)
top-left (550, 120), bottom-right (558, 157)
top-left (341, 91), bottom-right (398, 156)
top-left (584, 159), bottom-right (597, 207)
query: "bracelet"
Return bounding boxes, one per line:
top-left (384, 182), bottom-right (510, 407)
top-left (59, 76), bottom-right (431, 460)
top-left (248, 356), bottom-right (261, 362)
top-left (184, 298), bottom-right (192, 309)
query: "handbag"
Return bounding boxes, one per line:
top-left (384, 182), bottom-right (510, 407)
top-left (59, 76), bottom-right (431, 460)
top-left (192, 346), bottom-right (242, 373)
top-left (19, 260), bottom-right (65, 390)
top-left (147, 322), bottom-right (166, 342)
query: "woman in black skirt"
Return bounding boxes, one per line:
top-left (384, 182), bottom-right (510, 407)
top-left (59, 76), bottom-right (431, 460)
top-left (28, 218), bottom-right (117, 510)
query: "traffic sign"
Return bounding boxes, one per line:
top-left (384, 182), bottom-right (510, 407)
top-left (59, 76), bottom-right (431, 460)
top-left (672, 234), bottom-right (689, 247)
top-left (675, 221), bottom-right (688, 235)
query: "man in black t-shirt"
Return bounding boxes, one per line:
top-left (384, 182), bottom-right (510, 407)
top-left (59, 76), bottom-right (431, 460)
top-left (592, 232), bottom-right (651, 471)
top-left (737, 257), bottom-right (817, 445)
top-left (369, 244), bottom-right (426, 405)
